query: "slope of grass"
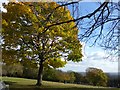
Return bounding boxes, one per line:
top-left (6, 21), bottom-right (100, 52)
top-left (1, 77), bottom-right (119, 90)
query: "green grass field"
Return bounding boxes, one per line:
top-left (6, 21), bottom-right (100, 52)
top-left (1, 77), bottom-right (119, 90)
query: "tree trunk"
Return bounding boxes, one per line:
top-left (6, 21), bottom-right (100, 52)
top-left (36, 60), bottom-right (44, 86)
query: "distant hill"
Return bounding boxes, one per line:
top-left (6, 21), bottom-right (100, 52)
top-left (105, 72), bottom-right (118, 79)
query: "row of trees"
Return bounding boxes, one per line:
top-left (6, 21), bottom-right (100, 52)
top-left (2, 63), bottom-right (75, 83)
top-left (107, 73), bottom-right (119, 87)
top-left (2, 63), bottom-right (108, 87)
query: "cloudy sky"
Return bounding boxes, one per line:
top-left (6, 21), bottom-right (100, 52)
top-left (59, 44), bottom-right (118, 73)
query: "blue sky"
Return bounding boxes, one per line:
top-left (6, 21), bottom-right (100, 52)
top-left (59, 2), bottom-right (118, 73)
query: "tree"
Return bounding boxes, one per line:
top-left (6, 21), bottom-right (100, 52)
top-left (68, 71), bottom-right (75, 83)
top-left (55, 70), bottom-right (71, 83)
top-left (2, 63), bottom-right (23, 77)
top-left (2, 2), bottom-right (83, 86)
top-left (86, 67), bottom-right (108, 86)
top-left (22, 63), bottom-right (38, 79)
top-left (74, 72), bottom-right (84, 84)
top-left (43, 68), bottom-right (58, 82)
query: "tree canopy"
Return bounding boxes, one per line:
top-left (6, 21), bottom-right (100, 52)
top-left (2, 2), bottom-right (83, 85)
top-left (86, 67), bottom-right (108, 86)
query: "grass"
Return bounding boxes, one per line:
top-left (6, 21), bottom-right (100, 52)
top-left (1, 77), bottom-right (119, 90)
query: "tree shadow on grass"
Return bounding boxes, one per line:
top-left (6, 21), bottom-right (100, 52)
top-left (8, 87), bottom-right (119, 90)
top-left (4, 81), bottom-right (17, 85)
top-left (9, 88), bottom-right (119, 90)
top-left (4, 83), bottom-right (119, 90)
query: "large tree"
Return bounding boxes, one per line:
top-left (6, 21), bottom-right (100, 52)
top-left (2, 2), bottom-right (82, 85)
top-left (86, 67), bottom-right (108, 86)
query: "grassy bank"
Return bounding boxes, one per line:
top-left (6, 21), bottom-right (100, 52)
top-left (1, 77), bottom-right (119, 90)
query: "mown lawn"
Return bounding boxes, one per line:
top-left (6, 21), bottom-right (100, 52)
top-left (1, 77), bottom-right (119, 90)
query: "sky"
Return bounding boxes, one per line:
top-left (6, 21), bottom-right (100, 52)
top-left (0, 1), bottom-right (119, 73)
top-left (59, 45), bottom-right (118, 73)
top-left (59, 2), bottom-right (119, 73)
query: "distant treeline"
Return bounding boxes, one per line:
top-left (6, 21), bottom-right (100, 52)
top-left (105, 73), bottom-right (119, 87)
top-left (2, 63), bottom-right (119, 87)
